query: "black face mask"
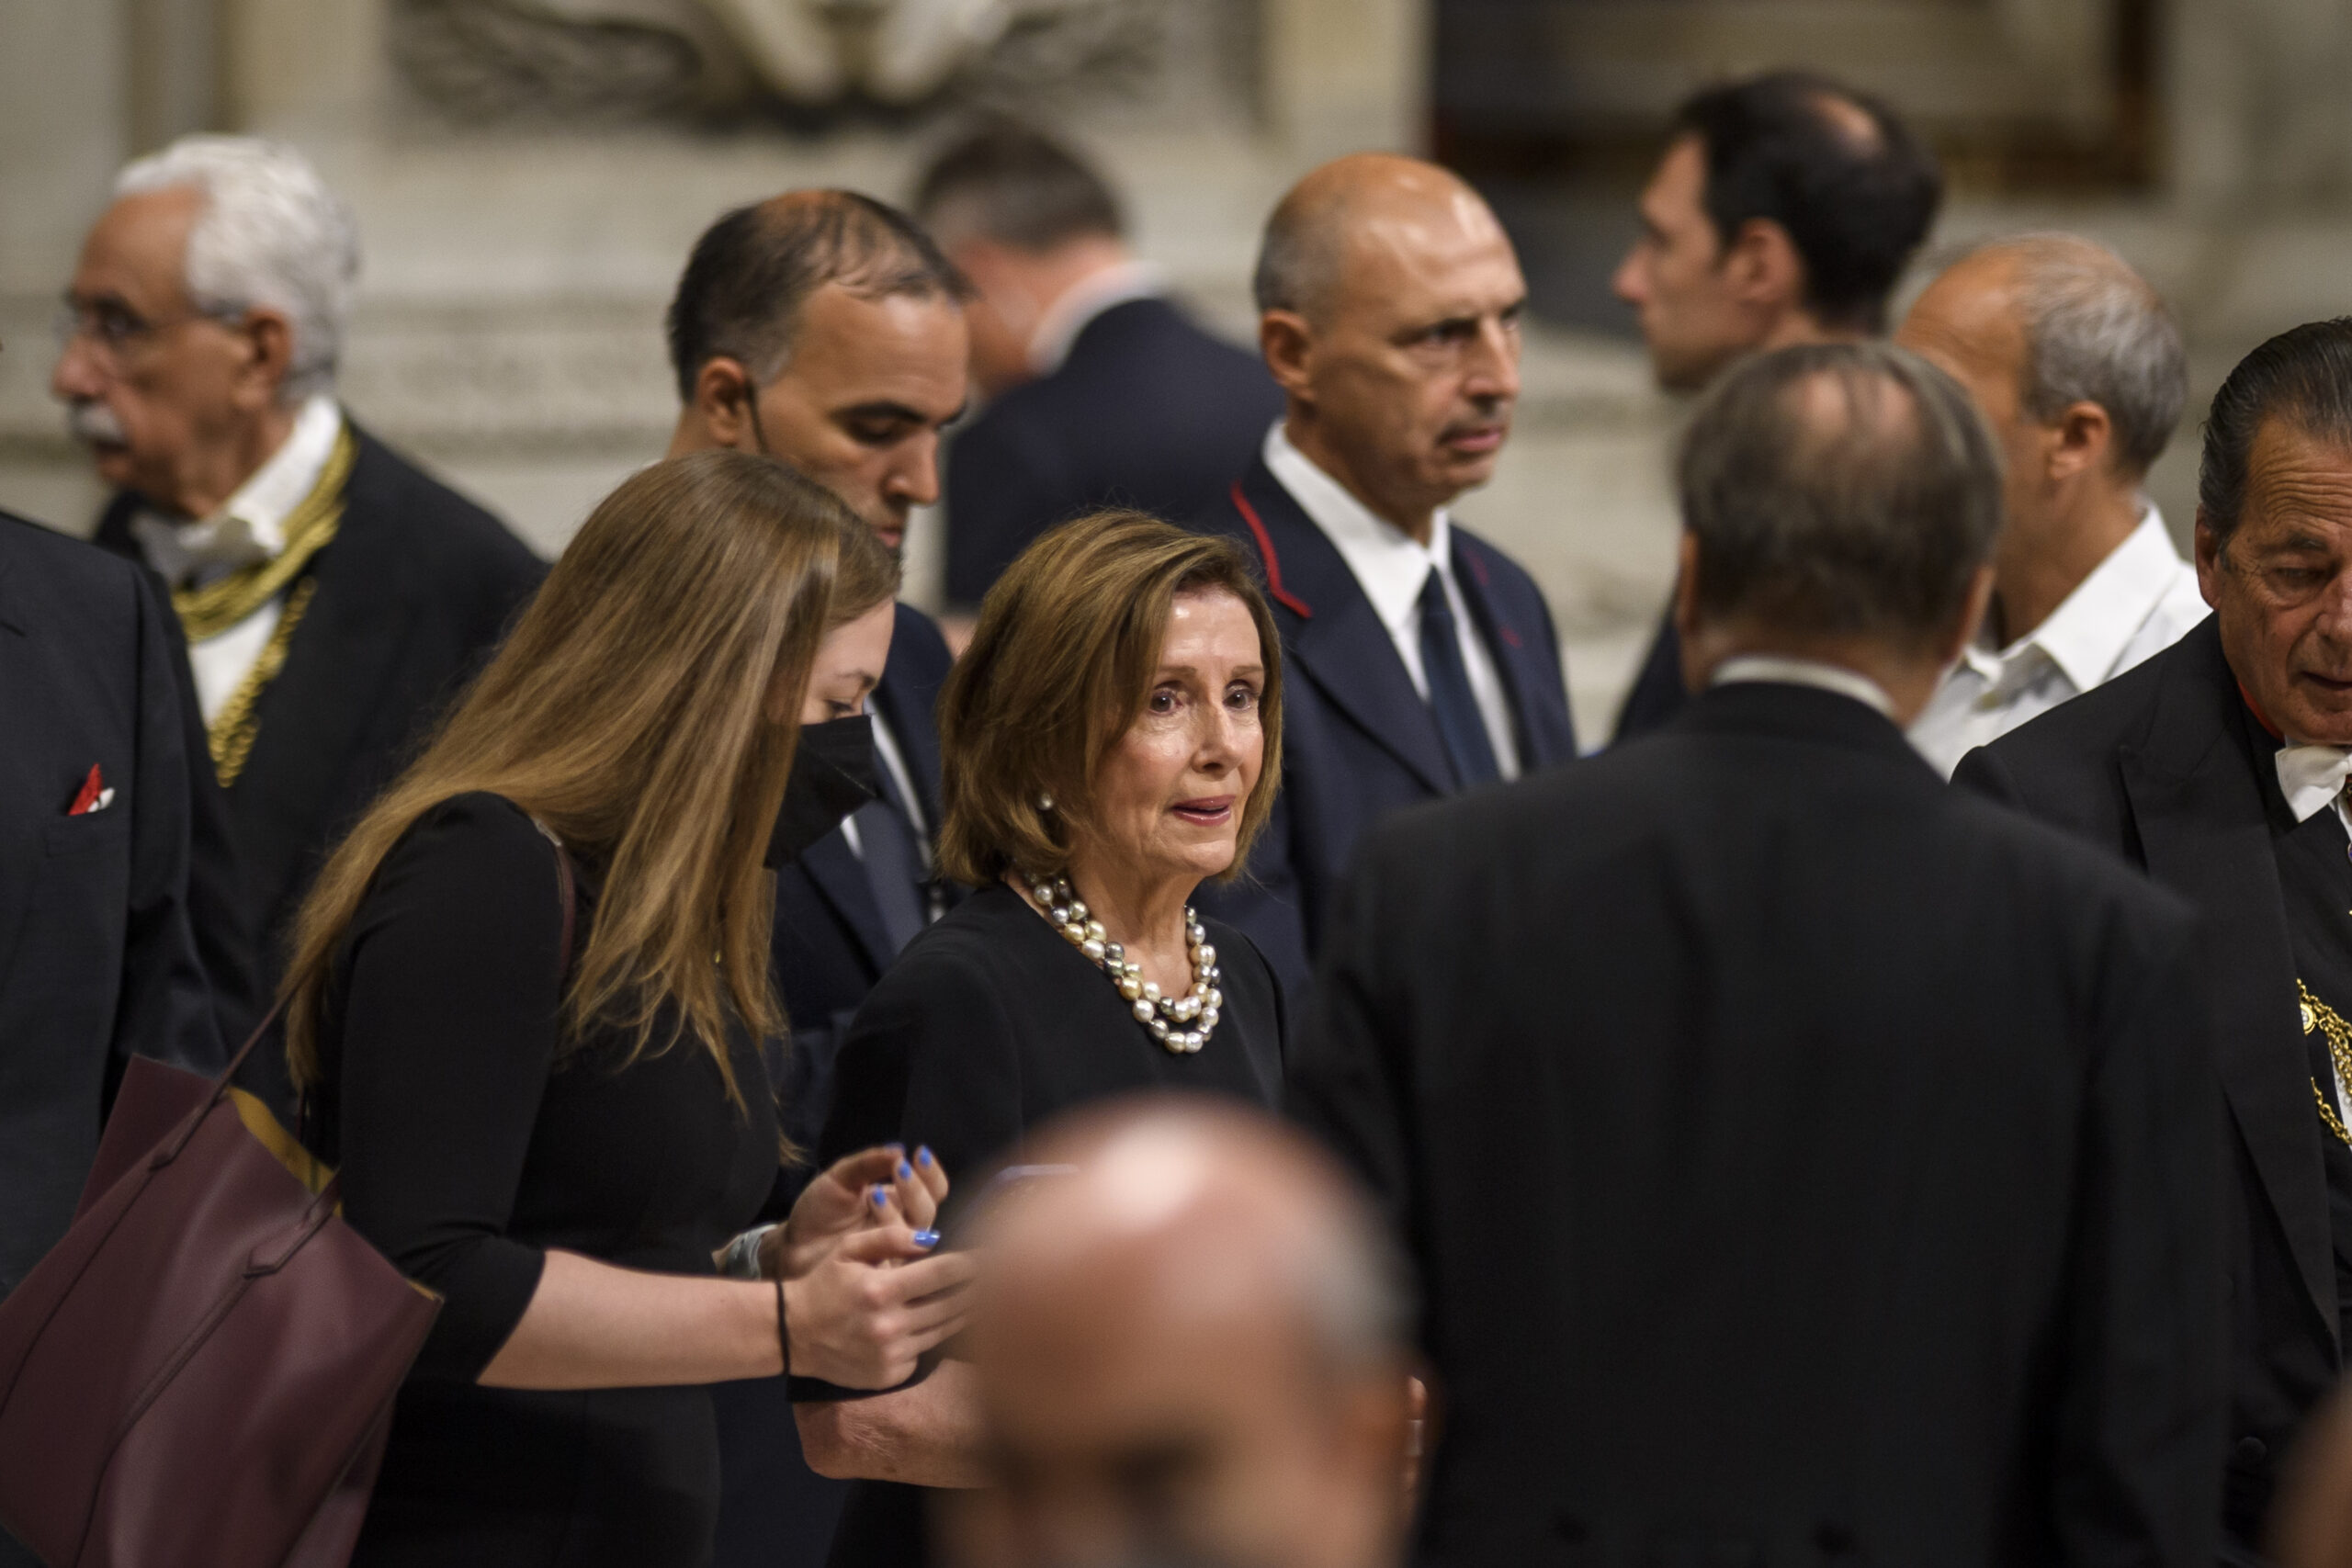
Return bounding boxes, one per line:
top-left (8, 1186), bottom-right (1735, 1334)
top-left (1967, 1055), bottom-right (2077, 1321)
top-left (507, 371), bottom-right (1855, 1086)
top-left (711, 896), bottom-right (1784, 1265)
top-left (766, 715), bottom-right (880, 868)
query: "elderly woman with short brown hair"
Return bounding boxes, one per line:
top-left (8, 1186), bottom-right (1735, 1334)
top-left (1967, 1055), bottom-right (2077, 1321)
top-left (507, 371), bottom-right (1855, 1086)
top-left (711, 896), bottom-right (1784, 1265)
top-left (796, 511), bottom-right (1288, 1566)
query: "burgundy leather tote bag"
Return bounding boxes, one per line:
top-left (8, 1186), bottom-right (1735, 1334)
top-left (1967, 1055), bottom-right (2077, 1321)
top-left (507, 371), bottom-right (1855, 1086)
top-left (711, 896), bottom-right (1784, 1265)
top-left (0, 1015), bottom-right (438, 1568)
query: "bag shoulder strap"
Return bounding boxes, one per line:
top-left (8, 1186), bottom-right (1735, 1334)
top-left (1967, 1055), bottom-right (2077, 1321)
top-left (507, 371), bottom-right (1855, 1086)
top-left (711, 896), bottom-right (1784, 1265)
top-left (527, 815), bottom-right (577, 986)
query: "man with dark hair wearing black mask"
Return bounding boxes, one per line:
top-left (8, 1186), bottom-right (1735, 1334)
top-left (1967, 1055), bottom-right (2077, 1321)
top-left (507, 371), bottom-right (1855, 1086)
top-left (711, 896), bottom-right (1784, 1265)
top-left (664, 186), bottom-right (970, 1568)
top-left (1610, 70), bottom-right (1942, 741)
top-left (1959, 318), bottom-right (2352, 1562)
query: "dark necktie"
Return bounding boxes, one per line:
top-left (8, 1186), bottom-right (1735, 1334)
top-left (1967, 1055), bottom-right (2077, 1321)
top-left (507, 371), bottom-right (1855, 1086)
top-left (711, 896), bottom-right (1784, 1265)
top-left (854, 762), bottom-right (927, 956)
top-left (1418, 566), bottom-right (1500, 789)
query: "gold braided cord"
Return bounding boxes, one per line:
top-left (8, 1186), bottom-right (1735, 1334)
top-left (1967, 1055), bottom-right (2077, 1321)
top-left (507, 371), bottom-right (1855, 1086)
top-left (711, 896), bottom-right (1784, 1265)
top-left (170, 426), bottom-right (355, 642)
top-left (2301, 979), bottom-right (2352, 1148)
top-left (209, 575), bottom-right (319, 787)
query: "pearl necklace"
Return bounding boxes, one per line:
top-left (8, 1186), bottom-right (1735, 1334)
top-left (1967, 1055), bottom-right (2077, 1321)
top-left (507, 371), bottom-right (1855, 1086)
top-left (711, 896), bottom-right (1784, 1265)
top-left (1023, 875), bottom-right (1223, 1054)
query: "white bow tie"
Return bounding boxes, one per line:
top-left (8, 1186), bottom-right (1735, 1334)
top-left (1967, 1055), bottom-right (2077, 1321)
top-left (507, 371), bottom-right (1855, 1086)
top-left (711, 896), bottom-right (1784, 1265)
top-left (2276, 743), bottom-right (2352, 824)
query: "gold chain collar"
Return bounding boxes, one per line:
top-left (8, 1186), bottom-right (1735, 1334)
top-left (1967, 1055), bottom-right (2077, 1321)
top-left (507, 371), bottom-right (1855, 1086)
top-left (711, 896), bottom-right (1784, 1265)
top-left (2301, 979), bottom-right (2352, 1147)
top-left (170, 425), bottom-right (356, 643)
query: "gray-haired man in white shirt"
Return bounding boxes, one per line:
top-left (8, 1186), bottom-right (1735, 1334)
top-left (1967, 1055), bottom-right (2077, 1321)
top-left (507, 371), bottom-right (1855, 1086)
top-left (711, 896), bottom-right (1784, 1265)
top-left (1898, 233), bottom-right (2205, 776)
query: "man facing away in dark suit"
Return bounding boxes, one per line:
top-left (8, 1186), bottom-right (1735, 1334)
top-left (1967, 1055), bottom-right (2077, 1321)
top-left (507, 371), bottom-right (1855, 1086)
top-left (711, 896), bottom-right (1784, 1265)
top-left (1957, 318), bottom-right (2352, 1562)
top-left (0, 513), bottom-right (229, 1298)
top-left (916, 120), bottom-right (1283, 630)
top-left (1292, 342), bottom-right (2227, 1568)
top-left (53, 136), bottom-right (546, 1042)
top-left (662, 187), bottom-right (969, 1568)
top-left (1193, 152), bottom-right (1577, 997)
top-left (1609, 71), bottom-right (1942, 743)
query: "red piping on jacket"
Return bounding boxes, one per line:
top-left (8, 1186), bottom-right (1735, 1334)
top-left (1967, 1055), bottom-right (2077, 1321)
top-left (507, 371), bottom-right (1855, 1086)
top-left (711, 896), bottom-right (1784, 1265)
top-left (1229, 482), bottom-right (1314, 619)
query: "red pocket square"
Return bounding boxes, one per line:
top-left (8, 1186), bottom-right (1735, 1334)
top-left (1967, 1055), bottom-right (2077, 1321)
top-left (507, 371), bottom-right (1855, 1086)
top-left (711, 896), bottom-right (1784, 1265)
top-left (67, 764), bottom-right (114, 816)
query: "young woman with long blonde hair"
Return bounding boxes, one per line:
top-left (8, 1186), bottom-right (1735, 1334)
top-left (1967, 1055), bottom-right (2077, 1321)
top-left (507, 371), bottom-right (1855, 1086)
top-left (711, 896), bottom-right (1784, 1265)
top-left (281, 451), bottom-right (972, 1567)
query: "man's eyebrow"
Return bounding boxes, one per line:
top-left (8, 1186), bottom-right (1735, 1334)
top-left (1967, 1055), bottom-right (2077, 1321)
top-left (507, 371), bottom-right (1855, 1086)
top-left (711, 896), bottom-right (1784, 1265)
top-left (832, 399), bottom-right (967, 428)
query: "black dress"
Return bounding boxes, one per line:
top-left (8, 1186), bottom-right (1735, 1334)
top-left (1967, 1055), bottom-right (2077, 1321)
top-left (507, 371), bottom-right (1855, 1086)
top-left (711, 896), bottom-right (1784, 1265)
top-left (813, 881), bottom-right (1286, 1568)
top-left (311, 794), bottom-right (780, 1568)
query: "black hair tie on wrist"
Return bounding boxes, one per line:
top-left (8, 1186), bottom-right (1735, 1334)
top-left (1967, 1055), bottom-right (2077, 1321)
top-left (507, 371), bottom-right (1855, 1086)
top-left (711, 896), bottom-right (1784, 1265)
top-left (775, 1274), bottom-right (791, 1377)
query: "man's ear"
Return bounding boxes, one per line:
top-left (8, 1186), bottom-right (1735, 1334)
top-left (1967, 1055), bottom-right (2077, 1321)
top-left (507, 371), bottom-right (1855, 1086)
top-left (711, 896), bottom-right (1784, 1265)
top-left (691, 356), bottom-right (759, 453)
top-left (2194, 507), bottom-right (2225, 609)
top-left (228, 308), bottom-right (297, 413)
top-left (1723, 217), bottom-right (1805, 318)
top-left (1671, 532), bottom-right (1711, 694)
top-left (1259, 310), bottom-right (1316, 402)
top-left (2048, 400), bottom-right (2115, 485)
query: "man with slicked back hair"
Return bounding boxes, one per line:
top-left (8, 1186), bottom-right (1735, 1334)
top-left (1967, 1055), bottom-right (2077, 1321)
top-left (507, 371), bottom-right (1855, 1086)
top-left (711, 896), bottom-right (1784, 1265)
top-left (1959, 318), bottom-right (2352, 1561)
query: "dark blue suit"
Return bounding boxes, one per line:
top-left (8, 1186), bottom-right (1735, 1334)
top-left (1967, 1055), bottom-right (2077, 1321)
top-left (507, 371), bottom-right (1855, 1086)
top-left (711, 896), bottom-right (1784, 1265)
top-left (944, 295), bottom-right (1283, 608)
top-left (0, 513), bottom-right (237, 1313)
top-left (711, 601), bottom-right (953, 1568)
top-left (1193, 456), bottom-right (1577, 996)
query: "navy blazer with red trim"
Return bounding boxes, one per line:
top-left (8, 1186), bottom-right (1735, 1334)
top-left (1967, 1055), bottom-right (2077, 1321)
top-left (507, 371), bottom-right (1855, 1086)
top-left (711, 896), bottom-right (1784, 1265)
top-left (1192, 453), bottom-right (1577, 995)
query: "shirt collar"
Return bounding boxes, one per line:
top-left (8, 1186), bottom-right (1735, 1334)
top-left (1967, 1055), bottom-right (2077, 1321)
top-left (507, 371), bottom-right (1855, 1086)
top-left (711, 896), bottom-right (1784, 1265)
top-left (1963, 502), bottom-right (2183, 694)
top-left (1027, 260), bottom-right (1166, 377)
top-left (130, 394), bottom-right (345, 586)
top-left (1710, 654), bottom-right (1895, 718)
top-left (1261, 420), bottom-right (1451, 638)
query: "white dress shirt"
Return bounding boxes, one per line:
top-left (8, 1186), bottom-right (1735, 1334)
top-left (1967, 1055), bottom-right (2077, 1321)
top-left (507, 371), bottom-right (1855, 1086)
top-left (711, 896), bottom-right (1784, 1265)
top-left (130, 394), bottom-right (345, 724)
top-left (1026, 260), bottom-right (1167, 378)
top-left (1910, 504), bottom-right (2207, 778)
top-left (1710, 654), bottom-right (1895, 718)
top-left (1261, 422), bottom-right (1522, 780)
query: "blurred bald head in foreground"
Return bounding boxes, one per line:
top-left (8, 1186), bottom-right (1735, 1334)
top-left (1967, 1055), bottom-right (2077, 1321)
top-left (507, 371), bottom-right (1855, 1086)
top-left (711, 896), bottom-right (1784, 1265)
top-left (944, 1100), bottom-right (1415, 1568)
top-left (1254, 152), bottom-right (1525, 545)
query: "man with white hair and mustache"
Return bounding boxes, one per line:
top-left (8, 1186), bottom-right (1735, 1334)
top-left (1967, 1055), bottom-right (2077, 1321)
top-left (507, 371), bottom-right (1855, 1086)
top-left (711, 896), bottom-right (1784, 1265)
top-left (53, 135), bottom-right (543, 1060)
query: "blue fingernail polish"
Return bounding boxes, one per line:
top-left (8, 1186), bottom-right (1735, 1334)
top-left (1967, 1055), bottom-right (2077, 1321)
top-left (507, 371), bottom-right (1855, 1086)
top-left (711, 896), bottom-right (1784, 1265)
top-left (870, 1186), bottom-right (888, 1207)
top-left (898, 1160), bottom-right (914, 1180)
top-left (915, 1146), bottom-right (933, 1167)
top-left (912, 1229), bottom-right (940, 1247)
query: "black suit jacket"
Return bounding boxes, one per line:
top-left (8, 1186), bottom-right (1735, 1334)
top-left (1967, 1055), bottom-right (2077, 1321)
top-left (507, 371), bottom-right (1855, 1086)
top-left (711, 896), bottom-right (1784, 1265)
top-left (1192, 455), bottom-right (1577, 993)
top-left (1292, 680), bottom-right (2226, 1567)
top-left (94, 422), bottom-right (546, 1003)
top-left (1612, 607), bottom-right (1687, 742)
top-left (944, 295), bottom-right (1283, 607)
top-left (1957, 615), bottom-right (2335, 1551)
top-left (0, 513), bottom-right (232, 1296)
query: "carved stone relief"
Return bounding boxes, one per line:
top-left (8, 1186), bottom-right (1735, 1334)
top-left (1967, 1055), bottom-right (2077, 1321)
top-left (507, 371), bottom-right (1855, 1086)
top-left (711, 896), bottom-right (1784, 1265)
top-left (390, 0), bottom-right (1239, 121)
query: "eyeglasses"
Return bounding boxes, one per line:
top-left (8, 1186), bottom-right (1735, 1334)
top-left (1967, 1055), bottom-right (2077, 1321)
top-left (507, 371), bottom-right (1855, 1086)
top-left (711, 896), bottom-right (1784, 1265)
top-left (52, 298), bottom-right (235, 371)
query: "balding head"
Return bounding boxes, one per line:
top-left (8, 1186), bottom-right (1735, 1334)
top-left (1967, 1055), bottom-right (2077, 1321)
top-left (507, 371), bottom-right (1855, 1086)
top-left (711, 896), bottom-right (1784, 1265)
top-left (1902, 234), bottom-right (2183, 483)
top-left (1254, 153), bottom-right (1499, 326)
top-left (1251, 154), bottom-right (1526, 539)
top-left (1677, 341), bottom-right (2001, 667)
top-left (946, 1098), bottom-right (1412, 1568)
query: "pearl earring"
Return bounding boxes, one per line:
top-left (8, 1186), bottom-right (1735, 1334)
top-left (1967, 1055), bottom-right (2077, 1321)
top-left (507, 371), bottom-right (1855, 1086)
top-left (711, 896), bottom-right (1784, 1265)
top-left (1037, 792), bottom-right (1054, 812)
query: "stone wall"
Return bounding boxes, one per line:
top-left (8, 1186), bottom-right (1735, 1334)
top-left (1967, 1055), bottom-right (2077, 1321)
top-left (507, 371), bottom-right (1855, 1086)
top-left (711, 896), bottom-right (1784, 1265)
top-left (9, 0), bottom-right (2352, 741)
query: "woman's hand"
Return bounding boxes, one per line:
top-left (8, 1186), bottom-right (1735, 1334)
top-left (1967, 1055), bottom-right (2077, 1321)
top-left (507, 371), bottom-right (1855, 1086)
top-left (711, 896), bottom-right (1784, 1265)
top-left (773, 1144), bottom-right (950, 1278)
top-left (783, 1224), bottom-right (977, 1389)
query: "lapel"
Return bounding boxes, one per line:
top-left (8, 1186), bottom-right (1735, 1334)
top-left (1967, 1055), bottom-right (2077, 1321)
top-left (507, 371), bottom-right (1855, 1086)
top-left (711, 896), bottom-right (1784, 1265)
top-left (872, 604), bottom-right (945, 835)
top-left (1451, 530), bottom-right (1577, 767)
top-left (790, 827), bottom-right (896, 981)
top-left (231, 429), bottom-right (428, 927)
top-left (1229, 457), bottom-right (1453, 795)
top-left (0, 540), bottom-right (24, 637)
top-left (2120, 620), bottom-right (2338, 1348)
